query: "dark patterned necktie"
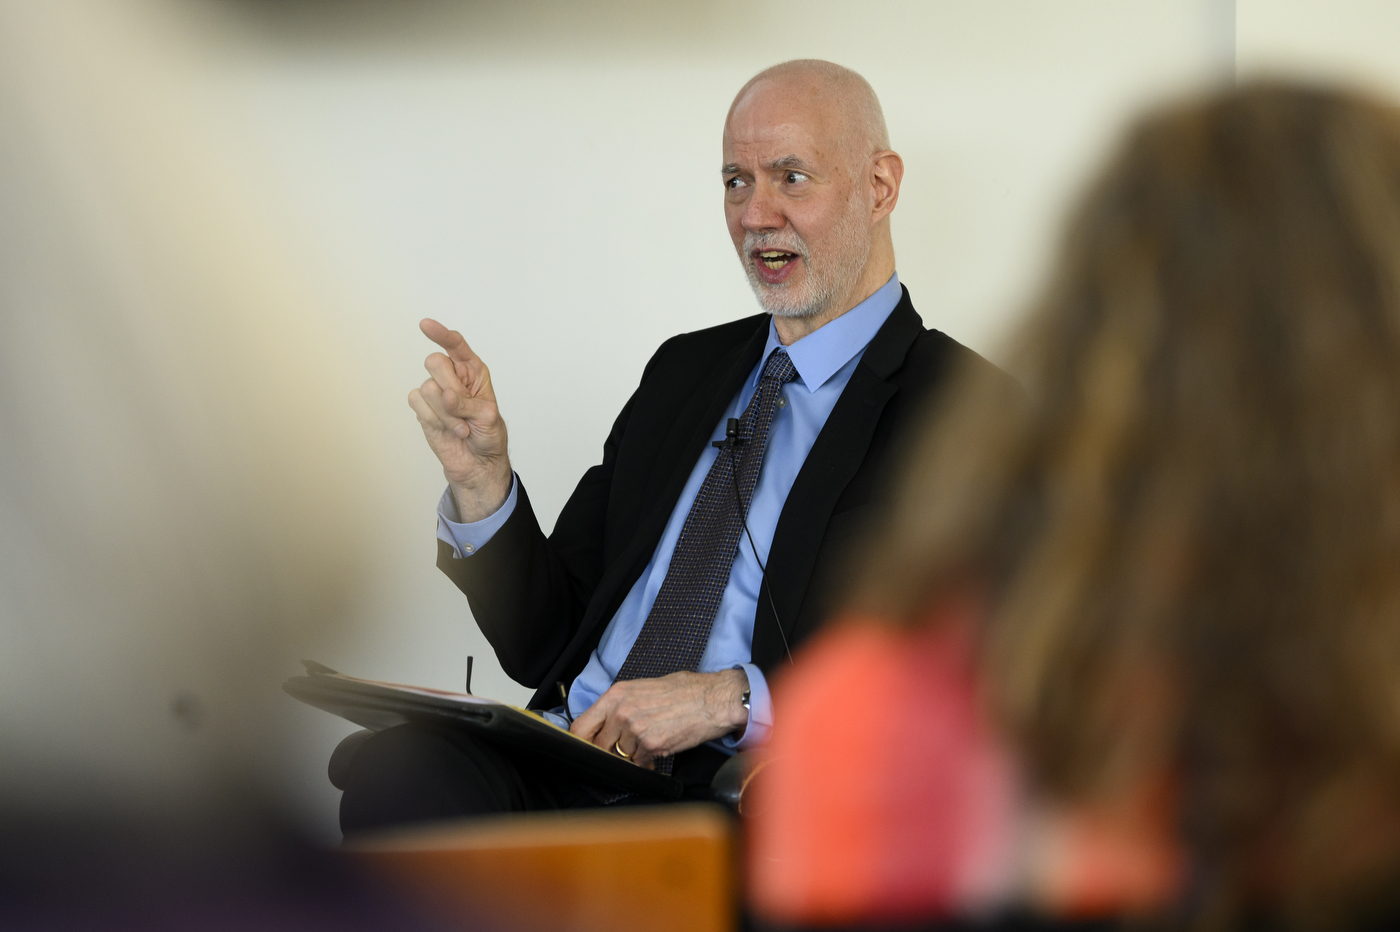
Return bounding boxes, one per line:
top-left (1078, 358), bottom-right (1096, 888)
top-left (612, 347), bottom-right (797, 778)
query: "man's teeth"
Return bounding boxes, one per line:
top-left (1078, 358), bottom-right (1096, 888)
top-left (759, 251), bottom-right (794, 270)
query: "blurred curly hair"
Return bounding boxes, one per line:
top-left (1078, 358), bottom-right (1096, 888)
top-left (848, 82), bottom-right (1400, 928)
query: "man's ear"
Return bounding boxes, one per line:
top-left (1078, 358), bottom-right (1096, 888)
top-left (870, 150), bottom-right (904, 221)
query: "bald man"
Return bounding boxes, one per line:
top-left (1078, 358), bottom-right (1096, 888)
top-left (338, 60), bottom-right (1003, 831)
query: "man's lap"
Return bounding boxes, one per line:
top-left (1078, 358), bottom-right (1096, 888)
top-left (338, 723), bottom-right (729, 836)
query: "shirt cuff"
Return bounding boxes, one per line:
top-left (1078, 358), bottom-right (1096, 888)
top-left (724, 662), bottom-right (773, 750)
top-left (435, 474), bottom-right (519, 558)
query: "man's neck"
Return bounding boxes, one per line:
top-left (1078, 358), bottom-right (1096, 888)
top-left (772, 258), bottom-right (896, 346)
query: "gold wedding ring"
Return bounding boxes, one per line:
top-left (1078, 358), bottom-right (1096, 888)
top-left (613, 740), bottom-right (633, 761)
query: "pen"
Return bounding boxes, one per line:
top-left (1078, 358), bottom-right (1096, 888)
top-left (557, 681), bottom-right (573, 725)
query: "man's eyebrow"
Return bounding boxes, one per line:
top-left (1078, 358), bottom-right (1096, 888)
top-left (766, 155), bottom-right (810, 171)
top-left (719, 155), bottom-right (813, 176)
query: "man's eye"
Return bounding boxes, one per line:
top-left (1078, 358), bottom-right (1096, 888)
top-left (785, 171), bottom-right (808, 184)
top-left (726, 176), bottom-right (748, 190)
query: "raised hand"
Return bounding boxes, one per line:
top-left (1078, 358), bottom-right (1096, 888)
top-left (408, 318), bottom-right (513, 522)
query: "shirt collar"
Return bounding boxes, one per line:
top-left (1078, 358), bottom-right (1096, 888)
top-left (759, 272), bottom-right (902, 393)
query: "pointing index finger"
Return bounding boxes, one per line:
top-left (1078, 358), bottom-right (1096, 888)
top-left (420, 318), bottom-right (479, 367)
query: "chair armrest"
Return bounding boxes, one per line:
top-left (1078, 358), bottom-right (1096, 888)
top-left (710, 752), bottom-right (754, 811)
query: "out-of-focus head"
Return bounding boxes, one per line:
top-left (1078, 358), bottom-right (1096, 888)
top-left (0, 0), bottom-right (376, 827)
top-left (723, 60), bottom-right (901, 323)
top-left (854, 82), bottom-right (1400, 921)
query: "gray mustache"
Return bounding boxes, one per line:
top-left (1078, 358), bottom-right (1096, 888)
top-left (743, 232), bottom-right (809, 259)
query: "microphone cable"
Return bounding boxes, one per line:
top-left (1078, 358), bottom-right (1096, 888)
top-left (714, 416), bottom-right (795, 665)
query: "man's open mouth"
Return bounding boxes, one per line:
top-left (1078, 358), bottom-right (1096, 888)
top-left (758, 250), bottom-right (798, 271)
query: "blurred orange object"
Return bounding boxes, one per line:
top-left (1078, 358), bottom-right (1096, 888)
top-left (347, 804), bottom-right (736, 932)
top-left (747, 610), bottom-right (1183, 926)
top-left (747, 612), bottom-right (1020, 924)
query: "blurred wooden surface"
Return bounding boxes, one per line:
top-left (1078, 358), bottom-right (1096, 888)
top-left (346, 803), bottom-right (737, 932)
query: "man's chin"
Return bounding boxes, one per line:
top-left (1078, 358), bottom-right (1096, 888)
top-left (766, 303), bottom-right (825, 320)
top-left (750, 281), bottom-right (825, 320)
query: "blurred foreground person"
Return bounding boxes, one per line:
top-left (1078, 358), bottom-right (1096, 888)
top-left (750, 82), bottom-right (1400, 930)
top-left (0, 1), bottom-right (444, 927)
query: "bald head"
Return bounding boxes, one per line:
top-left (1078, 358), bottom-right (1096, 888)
top-left (721, 60), bottom-right (903, 343)
top-left (728, 59), bottom-right (890, 164)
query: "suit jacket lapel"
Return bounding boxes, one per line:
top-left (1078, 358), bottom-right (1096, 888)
top-left (633, 326), bottom-right (769, 527)
top-left (753, 288), bottom-right (925, 666)
top-left (560, 317), bottom-right (770, 666)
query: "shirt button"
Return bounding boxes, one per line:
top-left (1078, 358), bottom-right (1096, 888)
top-left (463, 544), bottom-right (475, 554)
top-left (777, 397), bottom-right (787, 408)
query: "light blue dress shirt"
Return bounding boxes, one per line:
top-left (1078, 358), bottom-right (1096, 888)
top-left (438, 273), bottom-right (902, 749)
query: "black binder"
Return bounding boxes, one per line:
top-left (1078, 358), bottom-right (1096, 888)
top-left (284, 662), bottom-right (683, 799)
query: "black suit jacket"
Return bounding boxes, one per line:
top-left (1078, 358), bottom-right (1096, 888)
top-left (437, 286), bottom-right (995, 711)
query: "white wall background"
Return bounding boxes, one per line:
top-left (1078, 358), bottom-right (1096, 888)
top-left (1237, 0), bottom-right (1400, 89)
top-left (8, 0), bottom-right (1400, 840)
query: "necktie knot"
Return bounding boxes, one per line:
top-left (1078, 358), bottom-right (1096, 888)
top-left (763, 349), bottom-right (797, 386)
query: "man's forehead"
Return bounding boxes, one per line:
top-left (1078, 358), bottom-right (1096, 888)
top-left (723, 122), bottom-right (823, 166)
top-left (724, 77), bottom-right (843, 165)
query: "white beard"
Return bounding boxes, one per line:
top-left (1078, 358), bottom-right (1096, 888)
top-left (741, 203), bottom-right (872, 320)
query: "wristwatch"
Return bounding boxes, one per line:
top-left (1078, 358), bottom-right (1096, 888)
top-left (740, 689), bottom-right (751, 713)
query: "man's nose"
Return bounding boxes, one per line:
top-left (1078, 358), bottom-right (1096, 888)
top-left (741, 181), bottom-right (785, 233)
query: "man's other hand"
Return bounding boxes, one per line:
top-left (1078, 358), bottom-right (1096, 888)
top-left (408, 318), bottom-right (512, 522)
top-left (570, 669), bottom-right (750, 769)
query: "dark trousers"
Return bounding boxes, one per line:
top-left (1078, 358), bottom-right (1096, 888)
top-left (338, 724), bottom-right (730, 836)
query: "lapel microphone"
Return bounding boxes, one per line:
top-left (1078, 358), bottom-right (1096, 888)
top-left (712, 417), bottom-right (743, 451)
top-left (714, 415), bottom-right (795, 665)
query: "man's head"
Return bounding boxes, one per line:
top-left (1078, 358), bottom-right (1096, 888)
top-left (723, 60), bottom-right (903, 333)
